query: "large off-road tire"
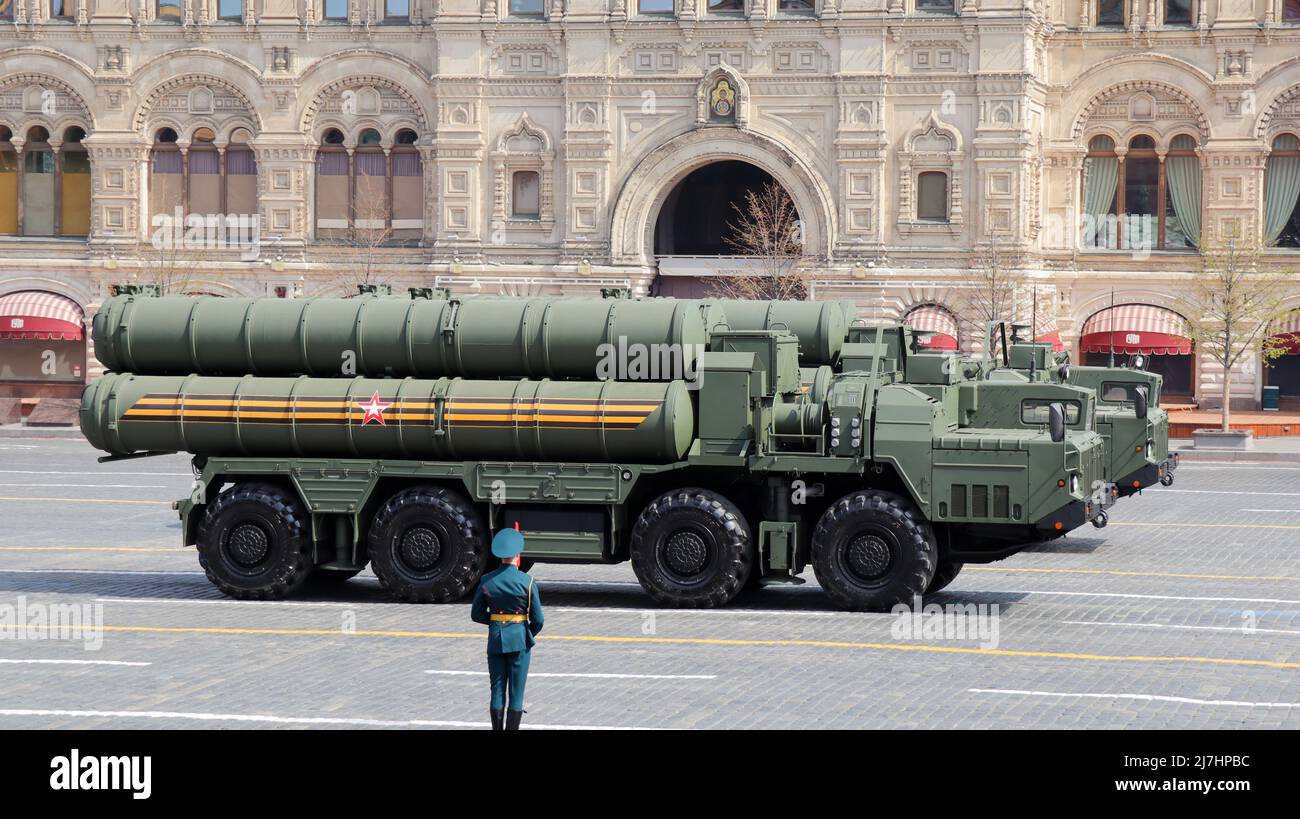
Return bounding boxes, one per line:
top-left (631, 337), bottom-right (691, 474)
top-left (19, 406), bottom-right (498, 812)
top-left (367, 486), bottom-right (487, 603)
top-left (197, 483), bottom-right (312, 600)
top-left (924, 559), bottom-right (963, 594)
top-left (812, 490), bottom-right (936, 612)
top-left (630, 488), bottom-right (753, 608)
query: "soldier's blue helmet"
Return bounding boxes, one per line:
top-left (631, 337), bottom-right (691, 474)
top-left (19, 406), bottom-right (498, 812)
top-left (491, 528), bottom-right (525, 559)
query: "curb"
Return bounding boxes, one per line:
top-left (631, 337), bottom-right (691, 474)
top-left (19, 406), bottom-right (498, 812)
top-left (1173, 447), bottom-right (1300, 463)
top-left (0, 426), bottom-right (83, 440)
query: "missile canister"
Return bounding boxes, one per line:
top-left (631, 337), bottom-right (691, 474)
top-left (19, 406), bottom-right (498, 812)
top-left (91, 295), bottom-right (707, 380)
top-left (710, 300), bottom-right (846, 366)
top-left (81, 373), bottom-right (696, 463)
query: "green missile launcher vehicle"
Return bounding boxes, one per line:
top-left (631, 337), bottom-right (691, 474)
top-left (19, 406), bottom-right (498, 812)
top-left (81, 292), bottom-right (1111, 611)
top-left (1003, 324), bottom-right (1177, 501)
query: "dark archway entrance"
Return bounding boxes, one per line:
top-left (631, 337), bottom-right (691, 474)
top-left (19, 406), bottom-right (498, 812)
top-left (654, 161), bottom-right (789, 256)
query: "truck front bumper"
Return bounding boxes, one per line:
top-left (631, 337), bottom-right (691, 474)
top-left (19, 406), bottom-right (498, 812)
top-left (1033, 489), bottom-right (1112, 537)
top-left (1116, 454), bottom-right (1178, 497)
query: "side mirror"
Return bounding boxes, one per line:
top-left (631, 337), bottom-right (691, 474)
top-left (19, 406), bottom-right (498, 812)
top-left (1057, 363), bottom-right (1070, 383)
top-left (1131, 354), bottom-right (1147, 371)
top-left (1049, 402), bottom-right (1066, 443)
top-left (1134, 386), bottom-right (1148, 419)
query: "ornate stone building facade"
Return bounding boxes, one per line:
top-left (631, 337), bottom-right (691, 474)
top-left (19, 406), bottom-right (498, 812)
top-left (1, 0), bottom-right (1299, 407)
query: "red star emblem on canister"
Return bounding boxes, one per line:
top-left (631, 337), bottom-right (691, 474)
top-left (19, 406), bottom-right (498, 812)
top-left (356, 391), bottom-right (392, 426)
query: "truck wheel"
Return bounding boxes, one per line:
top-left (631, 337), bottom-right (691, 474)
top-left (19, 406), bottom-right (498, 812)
top-left (367, 487), bottom-right (487, 603)
top-left (925, 559), bottom-right (963, 594)
top-left (812, 491), bottom-right (936, 612)
top-left (197, 483), bottom-right (312, 600)
top-left (630, 489), bottom-right (753, 608)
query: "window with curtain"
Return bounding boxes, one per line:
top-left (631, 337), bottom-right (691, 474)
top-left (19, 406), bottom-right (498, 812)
top-left (0, 126), bottom-right (15, 234)
top-left (52, 0), bottom-right (74, 17)
top-left (1097, 0), bottom-right (1124, 25)
top-left (1081, 134), bottom-right (1199, 251)
top-left (219, 0), bottom-right (243, 19)
top-left (1164, 134), bottom-right (1200, 249)
top-left (1164, 0), bottom-right (1191, 24)
top-left (1285, 0), bottom-right (1300, 21)
top-left (512, 171), bottom-right (540, 219)
top-left (60, 126), bottom-right (91, 237)
top-left (638, 0), bottom-right (674, 11)
top-left (708, 0), bottom-right (743, 12)
top-left (1081, 135), bottom-right (1119, 248)
top-left (0, 0), bottom-right (14, 21)
top-left (149, 126), bottom-right (259, 223)
top-left (156, 0), bottom-right (182, 20)
top-left (23, 127), bottom-right (55, 236)
top-left (315, 127), bottom-right (423, 242)
top-left (916, 172), bottom-right (949, 222)
top-left (1266, 134), bottom-right (1300, 248)
top-left (778, 0), bottom-right (815, 11)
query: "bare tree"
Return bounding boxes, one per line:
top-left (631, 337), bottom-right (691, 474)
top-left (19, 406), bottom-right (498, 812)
top-left (326, 198), bottom-right (396, 294)
top-left (127, 239), bottom-right (214, 295)
top-left (1179, 241), bottom-right (1294, 431)
top-left (959, 238), bottom-right (1025, 344)
top-left (708, 180), bottom-right (811, 300)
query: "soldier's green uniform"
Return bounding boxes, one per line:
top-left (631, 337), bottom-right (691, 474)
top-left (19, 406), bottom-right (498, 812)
top-left (471, 529), bottom-right (544, 730)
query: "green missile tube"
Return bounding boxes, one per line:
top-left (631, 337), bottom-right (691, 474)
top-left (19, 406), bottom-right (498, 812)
top-left (81, 373), bottom-right (696, 463)
top-left (708, 300), bottom-right (846, 366)
top-left (92, 294), bottom-right (707, 380)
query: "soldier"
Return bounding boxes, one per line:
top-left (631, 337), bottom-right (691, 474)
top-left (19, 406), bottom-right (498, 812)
top-left (471, 528), bottom-right (544, 730)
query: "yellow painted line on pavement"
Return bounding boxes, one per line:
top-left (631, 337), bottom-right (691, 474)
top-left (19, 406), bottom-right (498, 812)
top-left (966, 566), bottom-right (1300, 583)
top-left (1110, 521), bottom-right (1300, 530)
top-left (0, 496), bottom-right (171, 506)
top-left (41, 624), bottom-right (1300, 671)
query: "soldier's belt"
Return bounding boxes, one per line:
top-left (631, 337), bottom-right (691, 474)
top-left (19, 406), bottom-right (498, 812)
top-left (490, 613), bottom-right (527, 623)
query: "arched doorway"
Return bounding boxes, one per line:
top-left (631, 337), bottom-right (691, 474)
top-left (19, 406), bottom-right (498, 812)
top-left (651, 160), bottom-right (799, 298)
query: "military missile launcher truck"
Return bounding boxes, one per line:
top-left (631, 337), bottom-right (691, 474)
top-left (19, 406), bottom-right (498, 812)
top-left (1003, 327), bottom-right (1177, 500)
top-left (82, 292), bottom-right (1109, 611)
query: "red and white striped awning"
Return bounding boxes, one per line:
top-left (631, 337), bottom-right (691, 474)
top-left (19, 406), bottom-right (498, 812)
top-left (904, 304), bottom-right (959, 351)
top-left (1269, 311), bottom-right (1300, 354)
top-left (0, 291), bottom-right (85, 341)
top-left (1080, 304), bottom-right (1191, 356)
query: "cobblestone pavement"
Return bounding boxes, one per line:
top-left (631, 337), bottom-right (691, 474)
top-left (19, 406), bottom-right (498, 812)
top-left (0, 439), bottom-right (1296, 729)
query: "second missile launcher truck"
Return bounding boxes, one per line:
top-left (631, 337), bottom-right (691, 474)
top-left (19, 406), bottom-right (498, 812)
top-left (82, 292), bottom-right (1109, 611)
top-left (1002, 325), bottom-right (1177, 500)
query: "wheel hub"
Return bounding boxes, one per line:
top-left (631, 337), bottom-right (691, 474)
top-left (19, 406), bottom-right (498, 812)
top-left (845, 533), bottom-right (892, 581)
top-left (227, 523), bottom-right (269, 568)
top-left (663, 530), bottom-right (709, 577)
top-left (399, 526), bottom-right (442, 571)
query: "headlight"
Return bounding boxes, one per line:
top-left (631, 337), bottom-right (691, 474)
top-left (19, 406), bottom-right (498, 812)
top-left (1070, 474), bottom-right (1080, 494)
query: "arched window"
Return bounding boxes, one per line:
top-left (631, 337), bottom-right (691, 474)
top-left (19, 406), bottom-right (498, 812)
top-left (916, 172), bottom-right (949, 222)
top-left (0, 127), bottom-right (15, 234)
top-left (315, 127), bottom-right (423, 243)
top-left (1081, 134), bottom-right (1199, 250)
top-left (1266, 134), bottom-right (1300, 248)
top-left (149, 126), bottom-right (258, 223)
top-left (1097, 0), bottom-right (1124, 25)
top-left (23, 127), bottom-right (55, 236)
top-left (149, 127), bottom-right (183, 222)
top-left (391, 128), bottom-right (423, 239)
top-left (60, 127), bottom-right (91, 236)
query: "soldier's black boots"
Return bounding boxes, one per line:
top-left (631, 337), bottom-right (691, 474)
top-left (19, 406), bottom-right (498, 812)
top-left (490, 709), bottom-right (504, 731)
top-left (506, 709), bottom-right (524, 730)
